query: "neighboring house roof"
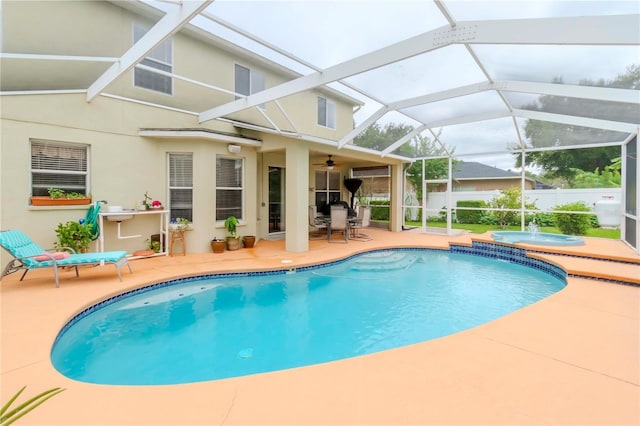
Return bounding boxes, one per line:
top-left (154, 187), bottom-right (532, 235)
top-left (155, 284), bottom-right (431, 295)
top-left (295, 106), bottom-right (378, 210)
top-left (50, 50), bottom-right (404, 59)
top-left (535, 180), bottom-right (556, 189)
top-left (452, 162), bottom-right (557, 188)
top-left (452, 162), bottom-right (532, 181)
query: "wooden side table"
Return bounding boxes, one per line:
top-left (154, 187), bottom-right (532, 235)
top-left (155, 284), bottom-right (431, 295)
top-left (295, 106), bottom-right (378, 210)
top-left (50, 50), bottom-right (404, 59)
top-left (169, 229), bottom-right (186, 256)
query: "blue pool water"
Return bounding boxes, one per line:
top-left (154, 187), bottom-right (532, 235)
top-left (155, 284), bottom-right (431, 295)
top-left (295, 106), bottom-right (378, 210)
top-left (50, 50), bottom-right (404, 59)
top-left (492, 231), bottom-right (584, 246)
top-left (51, 249), bottom-right (565, 385)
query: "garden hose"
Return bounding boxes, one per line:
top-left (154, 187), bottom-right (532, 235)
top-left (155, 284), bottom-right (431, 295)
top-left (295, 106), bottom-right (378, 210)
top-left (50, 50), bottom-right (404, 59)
top-left (84, 201), bottom-right (104, 241)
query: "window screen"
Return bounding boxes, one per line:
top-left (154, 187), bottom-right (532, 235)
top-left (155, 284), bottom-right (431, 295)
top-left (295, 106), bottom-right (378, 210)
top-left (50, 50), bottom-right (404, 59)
top-left (235, 64), bottom-right (265, 108)
top-left (317, 96), bottom-right (336, 129)
top-left (133, 23), bottom-right (173, 95)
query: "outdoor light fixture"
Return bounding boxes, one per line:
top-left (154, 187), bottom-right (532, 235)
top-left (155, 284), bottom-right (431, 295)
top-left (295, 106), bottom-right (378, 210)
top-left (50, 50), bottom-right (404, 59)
top-left (227, 144), bottom-right (241, 154)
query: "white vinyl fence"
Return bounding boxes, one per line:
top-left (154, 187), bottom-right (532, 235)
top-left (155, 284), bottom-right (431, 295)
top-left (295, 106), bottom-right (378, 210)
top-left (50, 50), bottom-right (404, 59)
top-left (419, 188), bottom-right (623, 226)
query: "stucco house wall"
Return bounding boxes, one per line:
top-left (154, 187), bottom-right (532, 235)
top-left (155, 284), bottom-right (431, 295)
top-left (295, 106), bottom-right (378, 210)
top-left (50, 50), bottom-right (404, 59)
top-left (1, 0), bottom-right (376, 264)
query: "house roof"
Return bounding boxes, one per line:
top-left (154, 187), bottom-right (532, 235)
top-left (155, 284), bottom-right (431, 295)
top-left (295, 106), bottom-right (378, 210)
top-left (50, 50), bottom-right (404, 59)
top-left (452, 161), bottom-right (531, 181)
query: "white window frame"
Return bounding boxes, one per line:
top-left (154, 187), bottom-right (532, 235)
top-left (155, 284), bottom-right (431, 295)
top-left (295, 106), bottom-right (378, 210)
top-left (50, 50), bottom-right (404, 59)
top-left (234, 64), bottom-right (265, 109)
top-left (317, 96), bottom-right (336, 129)
top-left (314, 169), bottom-right (341, 215)
top-left (216, 155), bottom-right (245, 223)
top-left (30, 139), bottom-right (89, 197)
top-left (133, 23), bottom-right (173, 95)
top-left (168, 153), bottom-right (193, 223)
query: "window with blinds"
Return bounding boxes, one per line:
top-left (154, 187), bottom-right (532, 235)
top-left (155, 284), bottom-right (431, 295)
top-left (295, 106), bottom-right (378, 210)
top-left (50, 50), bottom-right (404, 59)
top-left (31, 140), bottom-right (88, 196)
top-left (216, 156), bottom-right (243, 221)
top-left (133, 23), bottom-right (173, 95)
top-left (168, 153), bottom-right (193, 222)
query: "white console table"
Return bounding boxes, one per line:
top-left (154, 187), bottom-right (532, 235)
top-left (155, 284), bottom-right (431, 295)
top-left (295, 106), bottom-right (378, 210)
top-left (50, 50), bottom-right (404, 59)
top-left (98, 209), bottom-right (170, 257)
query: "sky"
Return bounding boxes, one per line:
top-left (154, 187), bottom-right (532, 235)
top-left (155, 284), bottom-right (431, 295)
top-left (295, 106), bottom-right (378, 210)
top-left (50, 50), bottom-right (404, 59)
top-left (151, 0), bottom-right (639, 172)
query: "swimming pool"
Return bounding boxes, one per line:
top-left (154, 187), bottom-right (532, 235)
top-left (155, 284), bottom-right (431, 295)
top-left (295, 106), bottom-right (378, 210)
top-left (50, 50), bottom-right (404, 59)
top-left (492, 231), bottom-right (585, 246)
top-left (51, 249), bottom-right (566, 385)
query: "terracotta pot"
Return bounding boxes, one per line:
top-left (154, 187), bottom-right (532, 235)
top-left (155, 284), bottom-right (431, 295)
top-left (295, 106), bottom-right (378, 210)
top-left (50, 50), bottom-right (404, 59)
top-left (242, 235), bottom-right (256, 248)
top-left (211, 240), bottom-right (225, 253)
top-left (133, 249), bottom-right (155, 257)
top-left (30, 196), bottom-right (91, 206)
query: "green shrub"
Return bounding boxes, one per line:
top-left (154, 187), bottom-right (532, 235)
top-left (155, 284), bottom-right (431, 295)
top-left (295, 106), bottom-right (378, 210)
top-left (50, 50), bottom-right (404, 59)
top-left (369, 200), bottom-right (390, 221)
top-left (54, 221), bottom-right (93, 253)
top-left (532, 212), bottom-right (555, 227)
top-left (479, 214), bottom-right (497, 225)
top-left (487, 187), bottom-right (538, 228)
top-left (553, 202), bottom-right (592, 235)
top-left (455, 200), bottom-right (485, 224)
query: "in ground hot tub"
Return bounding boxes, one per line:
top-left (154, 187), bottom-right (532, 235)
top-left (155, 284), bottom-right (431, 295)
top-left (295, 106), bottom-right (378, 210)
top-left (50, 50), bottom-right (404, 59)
top-left (492, 231), bottom-right (584, 246)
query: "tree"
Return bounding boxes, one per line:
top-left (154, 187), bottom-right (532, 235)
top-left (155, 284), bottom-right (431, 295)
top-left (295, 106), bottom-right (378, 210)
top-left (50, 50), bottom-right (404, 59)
top-left (571, 157), bottom-right (621, 188)
top-left (353, 123), bottom-right (451, 199)
top-left (516, 64), bottom-right (638, 183)
top-left (353, 123), bottom-right (415, 152)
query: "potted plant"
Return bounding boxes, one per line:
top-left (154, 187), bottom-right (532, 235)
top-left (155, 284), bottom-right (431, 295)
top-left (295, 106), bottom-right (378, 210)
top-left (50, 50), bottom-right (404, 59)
top-left (54, 221), bottom-right (93, 253)
top-left (146, 238), bottom-right (161, 253)
top-left (31, 188), bottom-right (92, 206)
top-left (224, 216), bottom-right (241, 251)
top-left (170, 217), bottom-right (191, 231)
top-left (210, 237), bottom-right (225, 253)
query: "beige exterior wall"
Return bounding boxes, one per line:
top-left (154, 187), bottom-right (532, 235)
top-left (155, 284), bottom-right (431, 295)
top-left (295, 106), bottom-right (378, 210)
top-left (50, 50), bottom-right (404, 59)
top-left (1, 94), bottom-right (258, 258)
top-left (0, 0), bottom-right (407, 267)
top-left (1, 0), bottom-right (354, 138)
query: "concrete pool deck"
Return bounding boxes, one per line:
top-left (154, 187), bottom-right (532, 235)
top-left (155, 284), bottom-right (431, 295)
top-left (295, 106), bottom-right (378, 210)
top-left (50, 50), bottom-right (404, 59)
top-left (1, 229), bottom-right (638, 425)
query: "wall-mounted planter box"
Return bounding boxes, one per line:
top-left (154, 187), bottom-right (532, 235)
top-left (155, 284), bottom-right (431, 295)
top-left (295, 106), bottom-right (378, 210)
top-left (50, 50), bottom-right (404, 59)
top-left (30, 196), bottom-right (92, 206)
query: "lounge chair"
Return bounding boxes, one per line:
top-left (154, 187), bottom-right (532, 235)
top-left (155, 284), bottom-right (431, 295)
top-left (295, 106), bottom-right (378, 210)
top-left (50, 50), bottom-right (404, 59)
top-left (0, 229), bottom-right (132, 288)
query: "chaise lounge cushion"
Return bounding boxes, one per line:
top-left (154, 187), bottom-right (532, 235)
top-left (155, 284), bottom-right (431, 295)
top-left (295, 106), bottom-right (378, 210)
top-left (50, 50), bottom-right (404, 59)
top-left (26, 251), bottom-right (128, 268)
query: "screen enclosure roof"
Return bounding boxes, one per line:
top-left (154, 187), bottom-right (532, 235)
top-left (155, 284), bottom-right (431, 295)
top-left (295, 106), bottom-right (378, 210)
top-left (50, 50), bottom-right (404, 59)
top-left (3, 0), bottom-right (639, 169)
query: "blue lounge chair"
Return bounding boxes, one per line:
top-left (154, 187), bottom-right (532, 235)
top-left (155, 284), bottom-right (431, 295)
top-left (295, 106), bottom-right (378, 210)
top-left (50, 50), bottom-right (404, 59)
top-left (0, 229), bottom-right (132, 288)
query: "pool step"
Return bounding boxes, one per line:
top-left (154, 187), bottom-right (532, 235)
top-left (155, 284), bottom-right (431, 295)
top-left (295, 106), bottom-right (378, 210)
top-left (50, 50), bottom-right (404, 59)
top-left (351, 252), bottom-right (417, 272)
top-left (528, 253), bottom-right (639, 286)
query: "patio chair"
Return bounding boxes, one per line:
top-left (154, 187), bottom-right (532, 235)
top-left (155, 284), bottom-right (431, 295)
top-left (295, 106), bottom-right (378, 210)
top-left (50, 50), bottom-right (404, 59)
top-left (351, 206), bottom-right (372, 241)
top-left (308, 206), bottom-right (328, 239)
top-left (328, 206), bottom-right (349, 243)
top-left (0, 229), bottom-right (132, 288)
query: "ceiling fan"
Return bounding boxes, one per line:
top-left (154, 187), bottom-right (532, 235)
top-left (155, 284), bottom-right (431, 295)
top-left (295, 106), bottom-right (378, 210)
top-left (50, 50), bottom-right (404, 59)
top-left (312, 155), bottom-right (341, 170)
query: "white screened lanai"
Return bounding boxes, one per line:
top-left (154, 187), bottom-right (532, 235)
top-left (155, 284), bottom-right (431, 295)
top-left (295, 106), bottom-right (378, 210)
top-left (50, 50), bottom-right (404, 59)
top-left (2, 0), bottom-right (638, 251)
top-left (193, 0), bottom-right (639, 251)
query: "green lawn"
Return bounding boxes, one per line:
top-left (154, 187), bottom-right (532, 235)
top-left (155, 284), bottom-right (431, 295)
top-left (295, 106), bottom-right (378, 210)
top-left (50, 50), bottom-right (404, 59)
top-left (407, 221), bottom-right (620, 239)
